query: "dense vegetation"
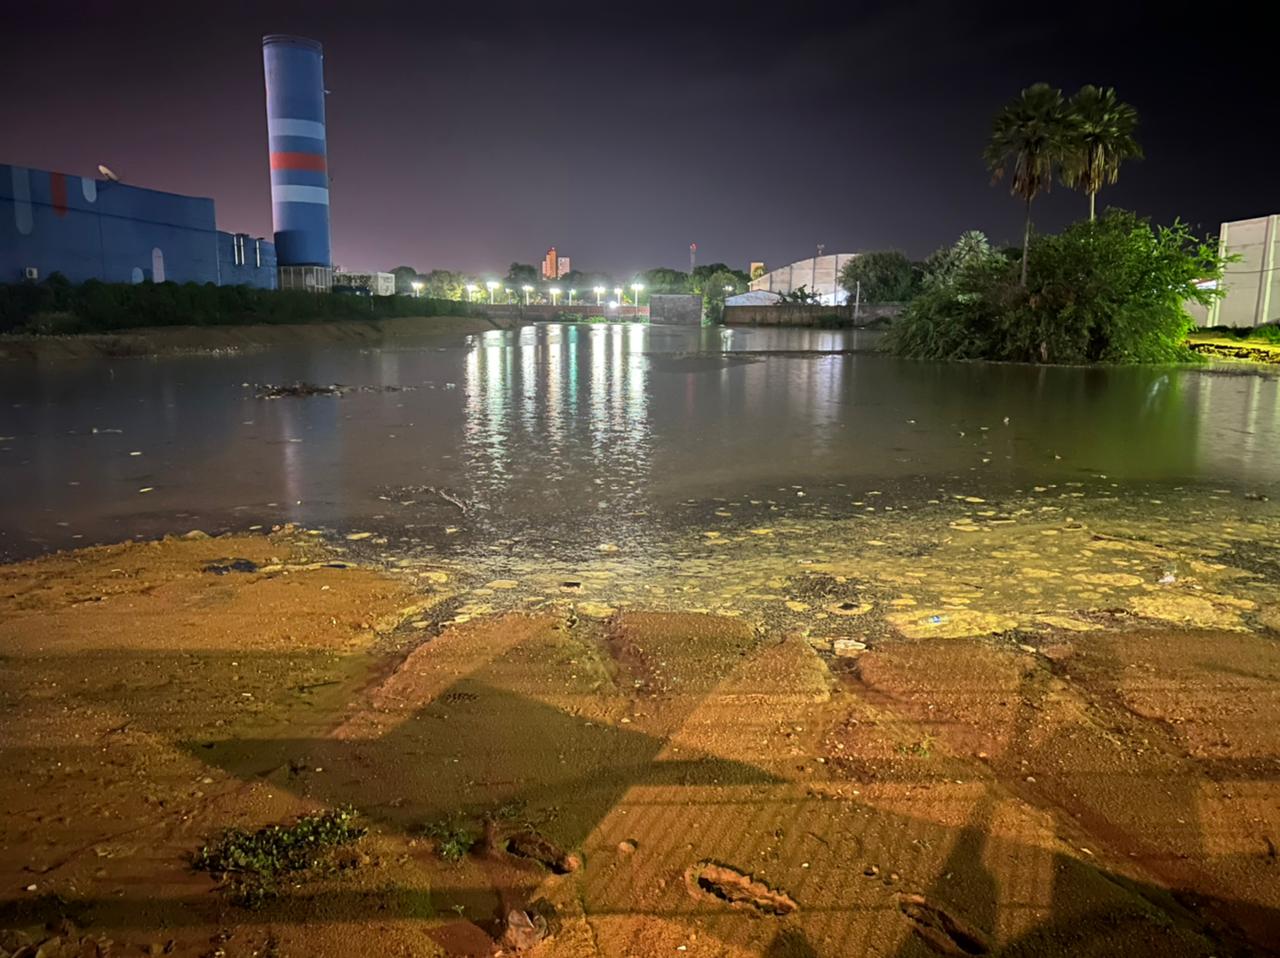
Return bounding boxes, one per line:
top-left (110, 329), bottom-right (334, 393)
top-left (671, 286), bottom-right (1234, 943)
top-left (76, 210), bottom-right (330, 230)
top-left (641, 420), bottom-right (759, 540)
top-left (887, 213), bottom-right (1224, 363)
top-left (0, 274), bottom-right (479, 335)
top-left (875, 83), bottom-right (1228, 364)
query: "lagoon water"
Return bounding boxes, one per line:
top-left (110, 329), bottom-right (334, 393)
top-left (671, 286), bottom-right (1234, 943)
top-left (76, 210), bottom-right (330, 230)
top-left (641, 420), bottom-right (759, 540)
top-left (1, 323), bottom-right (1277, 559)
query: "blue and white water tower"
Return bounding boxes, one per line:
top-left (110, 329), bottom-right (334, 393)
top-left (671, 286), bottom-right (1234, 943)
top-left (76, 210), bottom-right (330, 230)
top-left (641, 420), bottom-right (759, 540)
top-left (262, 35), bottom-right (332, 285)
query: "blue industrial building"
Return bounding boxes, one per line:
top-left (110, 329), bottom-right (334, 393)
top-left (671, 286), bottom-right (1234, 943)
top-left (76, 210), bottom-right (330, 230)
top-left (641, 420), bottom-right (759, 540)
top-left (2, 33), bottom-right (334, 293)
top-left (1, 163), bottom-right (278, 289)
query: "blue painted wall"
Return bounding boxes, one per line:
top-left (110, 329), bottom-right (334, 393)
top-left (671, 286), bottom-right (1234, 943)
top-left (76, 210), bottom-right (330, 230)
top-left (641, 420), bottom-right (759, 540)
top-left (216, 231), bottom-right (278, 289)
top-left (263, 35), bottom-right (332, 267)
top-left (1, 163), bottom-right (275, 288)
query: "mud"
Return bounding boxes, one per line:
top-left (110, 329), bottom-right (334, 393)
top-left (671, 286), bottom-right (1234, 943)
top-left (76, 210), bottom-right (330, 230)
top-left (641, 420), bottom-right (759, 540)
top-left (0, 510), bottom-right (1278, 957)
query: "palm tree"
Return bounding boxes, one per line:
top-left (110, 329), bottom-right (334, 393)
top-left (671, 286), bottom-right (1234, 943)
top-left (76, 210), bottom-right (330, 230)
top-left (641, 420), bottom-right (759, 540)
top-left (1061, 85), bottom-right (1142, 221)
top-left (984, 83), bottom-right (1072, 286)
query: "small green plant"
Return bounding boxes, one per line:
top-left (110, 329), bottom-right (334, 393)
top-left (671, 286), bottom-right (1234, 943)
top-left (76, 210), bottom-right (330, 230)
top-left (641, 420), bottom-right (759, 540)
top-left (898, 734), bottom-right (937, 758)
top-left (421, 818), bottom-right (478, 862)
top-left (191, 806), bottom-right (366, 906)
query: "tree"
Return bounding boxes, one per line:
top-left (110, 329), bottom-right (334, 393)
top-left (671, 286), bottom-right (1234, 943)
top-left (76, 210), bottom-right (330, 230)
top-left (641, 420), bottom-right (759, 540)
top-left (700, 269), bottom-right (746, 324)
top-left (389, 266), bottom-right (420, 295)
top-left (641, 267), bottom-right (692, 294)
top-left (422, 269), bottom-right (466, 301)
top-left (984, 83), bottom-right (1072, 286)
top-left (505, 263), bottom-right (538, 287)
top-left (839, 251), bottom-right (921, 303)
top-left (1061, 85), bottom-right (1142, 221)
top-left (888, 212), bottom-right (1226, 364)
top-left (922, 231), bottom-right (1003, 288)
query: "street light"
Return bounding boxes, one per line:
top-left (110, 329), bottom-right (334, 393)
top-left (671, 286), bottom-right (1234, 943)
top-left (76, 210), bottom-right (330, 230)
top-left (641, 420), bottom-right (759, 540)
top-left (593, 285), bottom-right (604, 305)
top-left (568, 288), bottom-right (576, 305)
top-left (466, 283), bottom-right (478, 302)
top-left (549, 286), bottom-right (561, 305)
top-left (486, 280), bottom-right (499, 304)
top-left (410, 280), bottom-right (423, 297)
top-left (504, 287), bottom-right (512, 303)
top-left (613, 286), bottom-right (622, 306)
top-left (631, 283), bottom-right (643, 310)
top-left (522, 284), bottom-right (533, 305)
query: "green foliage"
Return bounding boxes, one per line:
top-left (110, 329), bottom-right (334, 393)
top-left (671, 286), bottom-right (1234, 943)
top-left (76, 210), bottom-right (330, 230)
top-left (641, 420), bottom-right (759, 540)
top-left (921, 231), bottom-right (1006, 289)
top-left (0, 277), bottom-right (482, 335)
top-left (698, 268), bottom-right (747, 324)
top-left (640, 267), bottom-right (692, 294)
top-left (779, 285), bottom-right (820, 305)
top-left (888, 211), bottom-right (1225, 364)
top-left (421, 818), bottom-right (478, 862)
top-left (505, 263), bottom-right (539, 287)
top-left (389, 265), bottom-right (420, 294)
top-left (191, 807), bottom-right (366, 907)
top-left (839, 251), bottom-right (921, 303)
top-left (985, 82), bottom-right (1072, 284)
top-left (1061, 85), bottom-right (1142, 220)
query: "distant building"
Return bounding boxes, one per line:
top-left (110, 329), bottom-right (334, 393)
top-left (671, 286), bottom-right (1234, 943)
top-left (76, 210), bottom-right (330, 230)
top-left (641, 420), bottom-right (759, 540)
top-left (542, 247), bottom-right (559, 280)
top-left (749, 261), bottom-right (766, 280)
top-left (749, 253), bottom-right (857, 305)
top-left (1198, 214), bottom-right (1279, 328)
top-left (556, 256), bottom-right (571, 278)
top-left (333, 271), bottom-right (395, 296)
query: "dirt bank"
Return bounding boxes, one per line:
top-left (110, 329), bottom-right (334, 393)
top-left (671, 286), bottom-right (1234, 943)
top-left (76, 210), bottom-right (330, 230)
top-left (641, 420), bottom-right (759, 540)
top-left (0, 314), bottom-right (521, 362)
top-left (1, 532), bottom-right (1277, 957)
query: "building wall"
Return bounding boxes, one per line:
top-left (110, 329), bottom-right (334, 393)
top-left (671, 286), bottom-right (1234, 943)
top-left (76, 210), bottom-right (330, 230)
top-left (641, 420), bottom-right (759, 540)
top-left (749, 253), bottom-right (858, 305)
top-left (2, 164), bottom-right (220, 285)
top-left (649, 294), bottom-right (702, 325)
top-left (1204, 215), bottom-right (1280, 328)
top-left (216, 231), bottom-right (278, 289)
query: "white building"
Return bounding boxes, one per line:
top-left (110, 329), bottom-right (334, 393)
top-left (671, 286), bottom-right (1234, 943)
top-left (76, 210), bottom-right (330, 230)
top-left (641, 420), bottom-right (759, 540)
top-left (333, 271), bottom-right (396, 296)
top-left (749, 253), bottom-right (858, 305)
top-left (1199, 215), bottom-right (1279, 328)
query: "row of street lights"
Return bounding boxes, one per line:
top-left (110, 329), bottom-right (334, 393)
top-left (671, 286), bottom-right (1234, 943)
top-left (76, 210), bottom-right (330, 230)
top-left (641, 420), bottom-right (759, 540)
top-left (442, 282), bottom-right (646, 307)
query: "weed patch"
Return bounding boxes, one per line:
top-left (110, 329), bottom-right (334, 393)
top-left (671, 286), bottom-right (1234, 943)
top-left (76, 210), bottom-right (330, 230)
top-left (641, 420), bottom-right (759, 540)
top-left (191, 806), bottom-right (366, 906)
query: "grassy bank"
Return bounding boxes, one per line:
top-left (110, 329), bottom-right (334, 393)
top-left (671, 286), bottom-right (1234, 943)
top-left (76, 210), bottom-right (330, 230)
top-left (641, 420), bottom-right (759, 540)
top-left (1188, 326), bottom-right (1280, 364)
top-left (0, 313), bottom-right (515, 361)
top-left (0, 276), bottom-right (484, 335)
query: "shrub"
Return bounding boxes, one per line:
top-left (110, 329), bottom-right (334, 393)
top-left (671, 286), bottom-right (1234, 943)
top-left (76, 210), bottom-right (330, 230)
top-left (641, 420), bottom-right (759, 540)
top-left (888, 211), bottom-right (1225, 364)
top-left (0, 278), bottom-right (483, 334)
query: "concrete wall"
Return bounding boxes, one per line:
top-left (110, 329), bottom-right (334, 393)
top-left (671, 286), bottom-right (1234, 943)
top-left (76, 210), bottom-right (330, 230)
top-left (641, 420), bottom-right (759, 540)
top-left (723, 303), bottom-right (901, 327)
top-left (649, 293), bottom-right (702, 325)
top-left (749, 253), bottom-right (858, 305)
top-left (478, 303), bottom-right (648, 321)
top-left (1204, 215), bottom-right (1279, 328)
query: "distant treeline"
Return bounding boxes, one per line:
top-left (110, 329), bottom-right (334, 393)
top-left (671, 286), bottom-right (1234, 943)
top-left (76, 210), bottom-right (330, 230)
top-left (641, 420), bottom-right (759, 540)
top-left (0, 275), bottom-right (481, 335)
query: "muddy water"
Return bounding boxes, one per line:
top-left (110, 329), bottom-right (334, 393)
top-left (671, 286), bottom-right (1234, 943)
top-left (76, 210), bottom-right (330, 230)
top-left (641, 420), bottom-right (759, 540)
top-left (0, 323), bottom-right (1277, 560)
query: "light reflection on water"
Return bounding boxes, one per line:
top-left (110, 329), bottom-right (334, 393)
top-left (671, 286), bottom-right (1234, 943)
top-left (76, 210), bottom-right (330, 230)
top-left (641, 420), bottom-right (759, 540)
top-left (0, 323), bottom-right (1277, 559)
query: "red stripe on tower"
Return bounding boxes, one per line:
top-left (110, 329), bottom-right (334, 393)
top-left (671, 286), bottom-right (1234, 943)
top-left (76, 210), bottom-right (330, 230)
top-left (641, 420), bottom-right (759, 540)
top-left (269, 152), bottom-right (327, 172)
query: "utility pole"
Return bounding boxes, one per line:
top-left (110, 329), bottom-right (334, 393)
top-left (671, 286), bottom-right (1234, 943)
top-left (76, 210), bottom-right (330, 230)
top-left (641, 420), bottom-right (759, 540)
top-left (854, 280), bottom-right (862, 323)
top-left (814, 243), bottom-right (824, 298)
top-left (690, 242), bottom-right (697, 274)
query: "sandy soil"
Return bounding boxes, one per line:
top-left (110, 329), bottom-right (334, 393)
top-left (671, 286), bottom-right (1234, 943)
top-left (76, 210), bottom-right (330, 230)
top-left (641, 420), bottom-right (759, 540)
top-left (0, 315), bottom-right (518, 362)
top-left (0, 531), bottom-right (1277, 957)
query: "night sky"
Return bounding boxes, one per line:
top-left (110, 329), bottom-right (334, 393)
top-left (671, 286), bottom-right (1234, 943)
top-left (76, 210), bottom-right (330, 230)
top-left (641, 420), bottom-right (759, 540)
top-left (3, 1), bottom-right (1274, 276)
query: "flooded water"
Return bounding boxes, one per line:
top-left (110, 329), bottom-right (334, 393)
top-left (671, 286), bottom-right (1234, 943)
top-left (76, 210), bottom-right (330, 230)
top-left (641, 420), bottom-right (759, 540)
top-left (1, 323), bottom-right (1278, 559)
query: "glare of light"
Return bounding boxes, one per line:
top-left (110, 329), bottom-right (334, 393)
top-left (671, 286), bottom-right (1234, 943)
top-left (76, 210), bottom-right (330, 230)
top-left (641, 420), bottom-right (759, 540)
top-left (630, 283), bottom-right (643, 308)
top-left (593, 285), bottom-right (605, 305)
top-left (410, 280), bottom-right (423, 297)
top-left (466, 282), bottom-right (478, 302)
top-left (608, 300), bottom-right (619, 309)
top-left (724, 285), bottom-right (734, 292)
top-left (569, 288), bottom-right (576, 304)
top-left (486, 280), bottom-right (499, 303)
top-left (521, 283), bottom-right (533, 305)
top-left (549, 286), bottom-right (561, 305)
